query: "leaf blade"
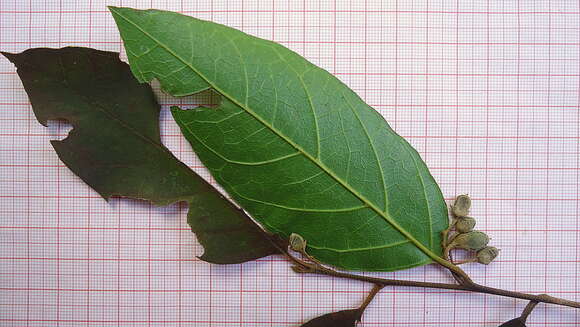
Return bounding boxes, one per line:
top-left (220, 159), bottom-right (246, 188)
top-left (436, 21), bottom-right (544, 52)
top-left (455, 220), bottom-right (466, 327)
top-left (499, 318), bottom-right (527, 327)
top-left (2, 46), bottom-right (277, 264)
top-left (301, 309), bottom-right (362, 327)
top-left (111, 7), bottom-right (449, 271)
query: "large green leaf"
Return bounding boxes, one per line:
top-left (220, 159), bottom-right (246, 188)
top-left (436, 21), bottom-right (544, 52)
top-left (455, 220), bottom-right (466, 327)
top-left (110, 7), bottom-right (449, 271)
top-left (2, 47), bottom-right (277, 264)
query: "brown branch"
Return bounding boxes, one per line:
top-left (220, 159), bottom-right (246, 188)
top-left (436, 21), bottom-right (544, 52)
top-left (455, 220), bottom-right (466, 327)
top-left (519, 300), bottom-right (539, 322)
top-left (283, 249), bottom-right (580, 310)
top-left (257, 226), bottom-right (580, 311)
top-left (358, 284), bottom-right (384, 314)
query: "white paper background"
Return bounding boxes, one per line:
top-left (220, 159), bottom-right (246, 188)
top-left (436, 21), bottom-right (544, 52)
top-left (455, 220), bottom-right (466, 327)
top-left (1, 0), bottom-right (579, 326)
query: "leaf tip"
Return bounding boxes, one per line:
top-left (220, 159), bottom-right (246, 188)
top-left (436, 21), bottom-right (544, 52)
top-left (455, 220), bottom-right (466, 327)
top-left (107, 6), bottom-right (130, 20)
top-left (1, 51), bottom-right (17, 63)
top-left (196, 253), bottom-right (227, 265)
top-left (108, 6), bottom-right (143, 17)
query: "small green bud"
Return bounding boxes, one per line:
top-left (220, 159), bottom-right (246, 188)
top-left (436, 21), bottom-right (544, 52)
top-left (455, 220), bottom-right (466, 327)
top-left (451, 231), bottom-right (489, 251)
top-left (477, 246), bottom-right (499, 265)
top-left (289, 233), bottom-right (306, 252)
top-left (455, 217), bottom-right (476, 233)
top-left (452, 194), bottom-right (471, 217)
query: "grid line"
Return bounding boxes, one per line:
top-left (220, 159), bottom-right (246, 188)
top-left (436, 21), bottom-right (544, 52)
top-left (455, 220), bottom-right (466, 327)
top-left (1, 0), bottom-right (579, 326)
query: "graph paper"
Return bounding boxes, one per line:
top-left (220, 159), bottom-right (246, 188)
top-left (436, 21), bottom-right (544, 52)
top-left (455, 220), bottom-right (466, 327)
top-left (1, 0), bottom-right (579, 326)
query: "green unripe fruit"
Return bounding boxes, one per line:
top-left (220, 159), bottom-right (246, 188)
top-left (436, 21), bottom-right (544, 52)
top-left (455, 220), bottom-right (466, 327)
top-left (451, 231), bottom-right (489, 251)
top-left (452, 194), bottom-right (471, 217)
top-left (455, 217), bottom-right (476, 233)
top-left (477, 246), bottom-right (500, 265)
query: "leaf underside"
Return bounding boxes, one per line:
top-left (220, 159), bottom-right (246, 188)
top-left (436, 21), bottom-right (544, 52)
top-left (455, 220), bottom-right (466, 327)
top-left (110, 7), bottom-right (449, 271)
top-left (2, 47), bottom-right (277, 264)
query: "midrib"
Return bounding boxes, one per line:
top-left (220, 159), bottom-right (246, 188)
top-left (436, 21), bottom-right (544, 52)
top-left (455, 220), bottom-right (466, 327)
top-left (112, 8), bottom-right (441, 263)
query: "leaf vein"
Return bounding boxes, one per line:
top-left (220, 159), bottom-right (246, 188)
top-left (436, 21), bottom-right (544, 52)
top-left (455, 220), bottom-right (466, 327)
top-left (343, 92), bottom-right (389, 213)
top-left (270, 46), bottom-right (321, 159)
top-left (233, 191), bottom-right (368, 213)
top-left (308, 239), bottom-right (410, 253)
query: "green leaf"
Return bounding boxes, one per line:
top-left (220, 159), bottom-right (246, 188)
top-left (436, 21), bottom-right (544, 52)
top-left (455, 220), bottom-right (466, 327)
top-left (301, 309), bottom-right (361, 327)
top-left (2, 46), bottom-right (277, 264)
top-left (110, 7), bottom-right (449, 271)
